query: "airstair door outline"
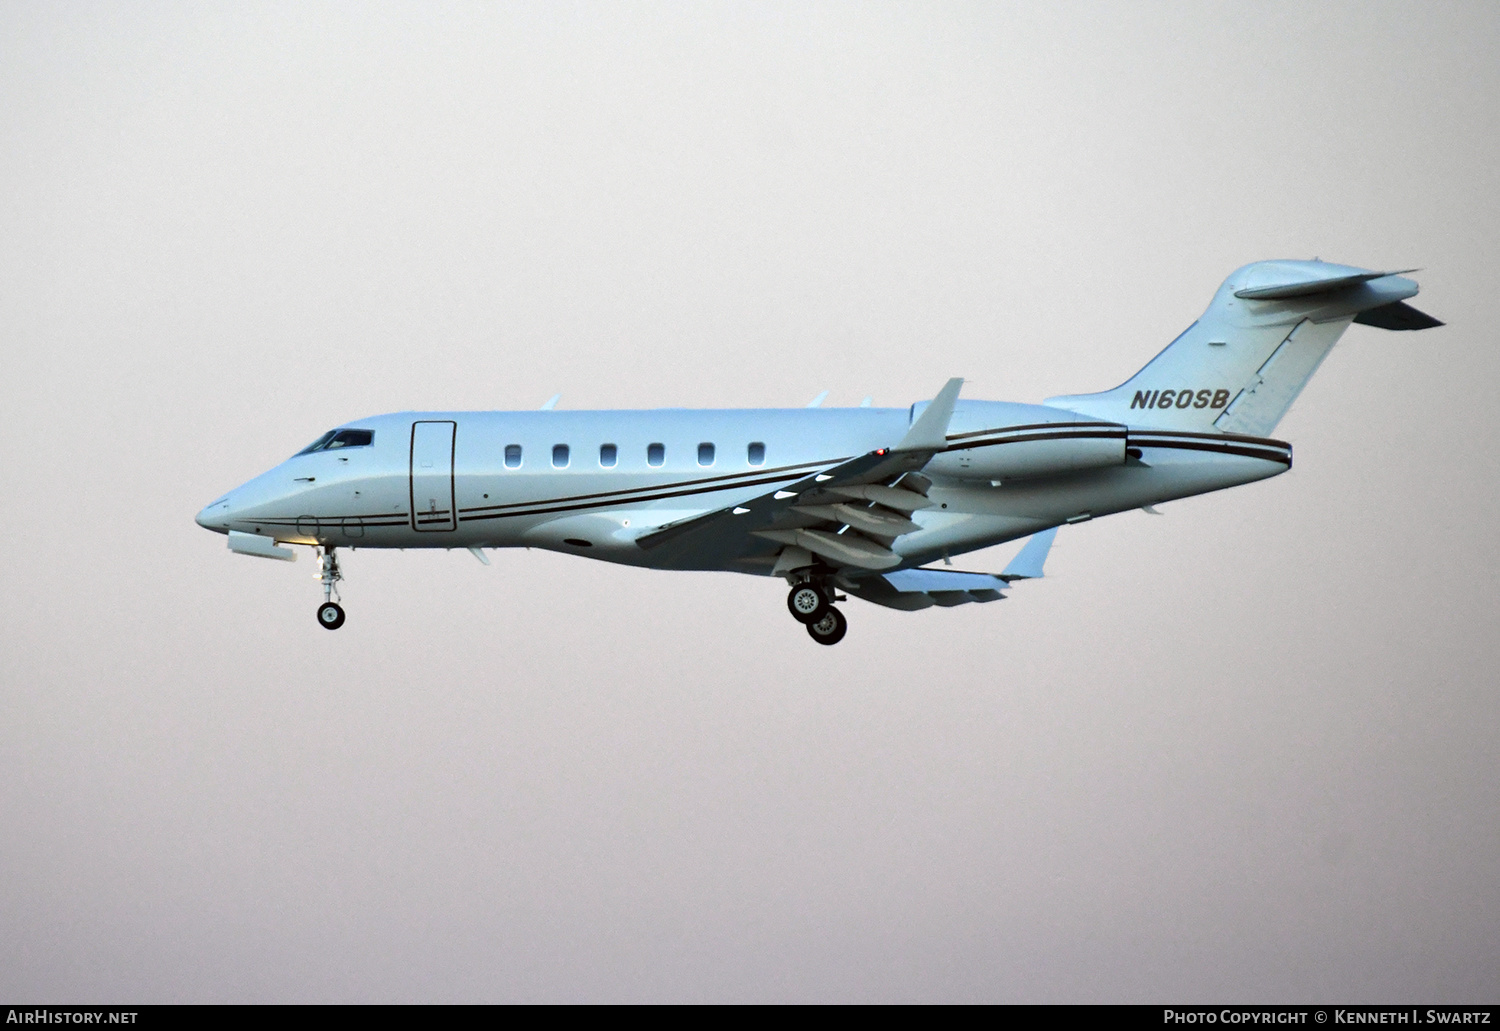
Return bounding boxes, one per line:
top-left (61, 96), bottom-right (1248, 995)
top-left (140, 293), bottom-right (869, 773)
top-left (410, 420), bottom-right (457, 531)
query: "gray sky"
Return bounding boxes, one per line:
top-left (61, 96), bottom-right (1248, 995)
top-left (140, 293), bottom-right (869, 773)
top-left (2, 0), bottom-right (1497, 1003)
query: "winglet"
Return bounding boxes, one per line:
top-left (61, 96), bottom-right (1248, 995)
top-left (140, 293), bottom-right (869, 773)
top-left (897, 378), bottom-right (963, 451)
top-left (1000, 527), bottom-right (1057, 580)
top-left (539, 394), bottom-right (560, 410)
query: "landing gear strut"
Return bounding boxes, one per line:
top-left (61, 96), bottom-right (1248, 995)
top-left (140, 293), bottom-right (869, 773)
top-left (316, 547), bottom-right (345, 630)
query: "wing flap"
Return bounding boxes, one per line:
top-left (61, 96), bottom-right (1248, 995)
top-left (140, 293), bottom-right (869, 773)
top-left (821, 483), bottom-right (935, 511)
top-left (793, 503), bottom-right (920, 537)
top-left (753, 527), bottom-right (901, 570)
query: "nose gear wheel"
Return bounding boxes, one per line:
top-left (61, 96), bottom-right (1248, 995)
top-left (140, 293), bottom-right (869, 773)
top-left (316, 547), bottom-right (346, 629)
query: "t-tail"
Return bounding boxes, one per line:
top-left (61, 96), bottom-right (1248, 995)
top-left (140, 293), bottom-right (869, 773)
top-left (1045, 260), bottom-right (1443, 436)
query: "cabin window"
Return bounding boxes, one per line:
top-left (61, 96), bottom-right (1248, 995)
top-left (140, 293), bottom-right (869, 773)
top-left (600, 443), bottom-right (617, 467)
top-left (698, 442), bottom-right (715, 466)
top-left (647, 442), bottom-right (665, 467)
top-left (552, 444), bottom-right (570, 468)
top-left (504, 444), bottom-right (522, 469)
top-left (747, 442), bottom-right (765, 466)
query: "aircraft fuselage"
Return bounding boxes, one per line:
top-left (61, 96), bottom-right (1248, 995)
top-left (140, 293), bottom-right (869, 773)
top-left (195, 400), bottom-right (1288, 573)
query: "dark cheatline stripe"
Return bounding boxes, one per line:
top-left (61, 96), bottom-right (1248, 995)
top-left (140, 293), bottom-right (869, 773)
top-left (1129, 428), bottom-right (1292, 449)
top-left (236, 463), bottom-right (836, 529)
top-left (241, 430), bottom-right (1288, 533)
top-left (457, 459), bottom-right (830, 516)
top-left (459, 469), bottom-right (811, 523)
top-left (942, 427), bottom-right (1128, 453)
top-left (248, 517), bottom-right (410, 529)
top-left (1130, 436), bottom-right (1291, 465)
top-left (945, 421), bottom-right (1114, 442)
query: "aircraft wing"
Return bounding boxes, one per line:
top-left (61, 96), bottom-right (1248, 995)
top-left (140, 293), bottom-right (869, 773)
top-left (635, 379), bottom-right (964, 573)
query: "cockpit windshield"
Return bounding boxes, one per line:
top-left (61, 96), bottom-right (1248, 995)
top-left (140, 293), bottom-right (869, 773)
top-left (295, 429), bottom-right (374, 457)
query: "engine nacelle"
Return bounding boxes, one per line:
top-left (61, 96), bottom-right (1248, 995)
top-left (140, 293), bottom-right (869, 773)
top-left (925, 424), bottom-right (1127, 482)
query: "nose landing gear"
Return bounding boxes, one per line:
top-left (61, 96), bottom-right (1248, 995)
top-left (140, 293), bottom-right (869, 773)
top-left (316, 547), bottom-right (345, 630)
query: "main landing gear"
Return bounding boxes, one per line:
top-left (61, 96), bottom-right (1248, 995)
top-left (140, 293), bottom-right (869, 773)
top-left (787, 583), bottom-right (830, 624)
top-left (316, 547), bottom-right (345, 630)
top-left (786, 581), bottom-right (848, 646)
top-left (805, 607), bottom-right (847, 646)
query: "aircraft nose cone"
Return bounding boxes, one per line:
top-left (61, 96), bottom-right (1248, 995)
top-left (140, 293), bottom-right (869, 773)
top-left (196, 496), bottom-right (232, 533)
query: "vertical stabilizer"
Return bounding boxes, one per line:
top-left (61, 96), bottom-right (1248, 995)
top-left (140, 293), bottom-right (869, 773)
top-left (1045, 261), bottom-right (1438, 435)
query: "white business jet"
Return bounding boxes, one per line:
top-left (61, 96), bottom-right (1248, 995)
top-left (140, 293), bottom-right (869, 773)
top-left (196, 260), bottom-right (1441, 645)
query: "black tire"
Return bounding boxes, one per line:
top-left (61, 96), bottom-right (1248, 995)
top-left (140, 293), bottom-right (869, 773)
top-left (787, 583), bottom-right (830, 624)
top-left (806, 606), bottom-right (847, 646)
top-left (317, 602), bottom-right (346, 630)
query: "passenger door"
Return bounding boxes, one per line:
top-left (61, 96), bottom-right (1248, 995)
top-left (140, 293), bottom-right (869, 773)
top-left (409, 420), bottom-right (457, 531)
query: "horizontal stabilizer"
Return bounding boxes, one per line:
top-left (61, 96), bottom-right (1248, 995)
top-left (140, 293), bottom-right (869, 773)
top-left (1353, 300), bottom-right (1444, 331)
top-left (1000, 527), bottom-right (1057, 580)
top-left (1234, 268), bottom-right (1415, 300)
